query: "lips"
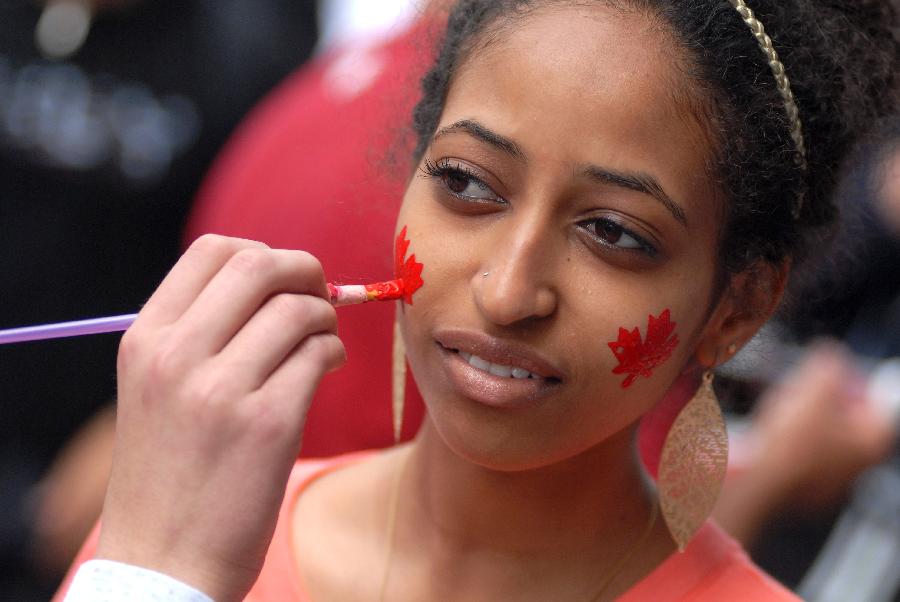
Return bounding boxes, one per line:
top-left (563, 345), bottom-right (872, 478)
top-left (435, 329), bottom-right (565, 381)
top-left (434, 329), bottom-right (565, 409)
top-left (458, 351), bottom-right (540, 379)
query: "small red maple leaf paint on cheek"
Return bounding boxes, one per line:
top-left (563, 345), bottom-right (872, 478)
top-left (395, 225), bottom-right (424, 305)
top-left (607, 309), bottom-right (680, 388)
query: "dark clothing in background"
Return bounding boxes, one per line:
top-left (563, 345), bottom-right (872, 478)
top-left (788, 148), bottom-right (900, 358)
top-left (802, 217), bottom-right (900, 358)
top-left (0, 2), bottom-right (317, 599)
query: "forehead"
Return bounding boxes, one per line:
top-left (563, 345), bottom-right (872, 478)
top-left (443, 4), bottom-right (717, 212)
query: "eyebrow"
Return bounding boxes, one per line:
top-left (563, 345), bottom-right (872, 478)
top-left (433, 119), bottom-right (527, 161)
top-left (432, 119), bottom-right (687, 227)
top-left (582, 166), bottom-right (688, 227)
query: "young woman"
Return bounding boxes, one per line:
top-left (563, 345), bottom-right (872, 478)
top-left (59, 1), bottom-right (898, 600)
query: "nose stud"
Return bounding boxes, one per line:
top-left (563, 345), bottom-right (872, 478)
top-left (482, 272), bottom-right (490, 277)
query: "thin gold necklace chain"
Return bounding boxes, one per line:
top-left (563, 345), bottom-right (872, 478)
top-left (376, 449), bottom-right (410, 601)
top-left (586, 499), bottom-right (658, 602)
top-left (377, 450), bottom-right (660, 602)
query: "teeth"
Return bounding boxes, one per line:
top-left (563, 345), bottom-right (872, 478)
top-left (459, 351), bottom-right (538, 380)
top-left (469, 354), bottom-right (491, 371)
top-left (511, 367), bottom-right (530, 379)
top-left (489, 363), bottom-right (513, 377)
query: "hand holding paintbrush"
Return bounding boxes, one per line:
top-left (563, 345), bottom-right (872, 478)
top-left (0, 226), bottom-right (424, 344)
top-left (75, 231), bottom-right (423, 600)
top-left (94, 235), bottom-right (345, 598)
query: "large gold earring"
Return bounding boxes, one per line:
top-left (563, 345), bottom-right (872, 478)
top-left (657, 371), bottom-right (728, 550)
top-left (391, 314), bottom-right (405, 444)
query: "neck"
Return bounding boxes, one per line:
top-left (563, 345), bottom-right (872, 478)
top-left (400, 418), bottom-right (658, 559)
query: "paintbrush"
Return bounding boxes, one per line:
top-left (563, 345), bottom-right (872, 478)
top-left (0, 278), bottom-right (416, 345)
top-left (0, 226), bottom-right (425, 345)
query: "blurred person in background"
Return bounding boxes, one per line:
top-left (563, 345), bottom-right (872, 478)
top-left (713, 116), bottom-right (900, 600)
top-left (0, 1), bottom-right (317, 599)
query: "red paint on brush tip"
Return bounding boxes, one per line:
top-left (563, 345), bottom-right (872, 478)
top-left (324, 228), bottom-right (421, 306)
top-left (608, 309), bottom-right (679, 388)
top-left (364, 279), bottom-right (403, 300)
top-left (395, 225), bottom-right (424, 304)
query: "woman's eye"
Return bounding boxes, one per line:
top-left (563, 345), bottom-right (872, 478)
top-left (581, 217), bottom-right (657, 256)
top-left (421, 159), bottom-right (503, 203)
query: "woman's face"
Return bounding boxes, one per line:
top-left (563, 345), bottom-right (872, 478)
top-left (397, 4), bottom-right (724, 470)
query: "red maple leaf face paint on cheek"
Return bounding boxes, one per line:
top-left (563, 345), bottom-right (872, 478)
top-left (607, 309), bottom-right (679, 388)
top-left (395, 225), bottom-right (424, 304)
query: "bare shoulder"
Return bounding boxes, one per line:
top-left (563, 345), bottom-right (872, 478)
top-left (290, 447), bottom-right (408, 601)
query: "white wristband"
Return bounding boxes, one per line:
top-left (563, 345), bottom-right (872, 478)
top-left (64, 559), bottom-right (215, 602)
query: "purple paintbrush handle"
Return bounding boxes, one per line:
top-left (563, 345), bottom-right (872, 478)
top-left (0, 313), bottom-right (139, 344)
top-left (0, 279), bottom-right (420, 345)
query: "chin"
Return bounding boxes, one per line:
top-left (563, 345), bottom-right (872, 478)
top-left (418, 393), bottom-right (626, 473)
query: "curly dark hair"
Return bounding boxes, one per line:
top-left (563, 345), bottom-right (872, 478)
top-left (411, 0), bottom-right (900, 276)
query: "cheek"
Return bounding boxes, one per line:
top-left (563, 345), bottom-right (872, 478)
top-left (391, 215), bottom-right (464, 342)
top-left (607, 308), bottom-right (680, 388)
top-left (395, 189), bottom-right (477, 309)
top-left (394, 225), bottom-right (425, 304)
top-left (559, 303), bottom-right (684, 416)
top-left (593, 247), bottom-right (716, 389)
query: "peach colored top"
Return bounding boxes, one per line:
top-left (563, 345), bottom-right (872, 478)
top-left (55, 452), bottom-right (798, 601)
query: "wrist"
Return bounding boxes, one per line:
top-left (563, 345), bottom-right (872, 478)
top-left (95, 534), bottom-right (246, 602)
top-left (65, 559), bottom-right (215, 602)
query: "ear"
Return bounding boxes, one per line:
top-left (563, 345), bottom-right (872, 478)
top-left (694, 260), bottom-right (790, 368)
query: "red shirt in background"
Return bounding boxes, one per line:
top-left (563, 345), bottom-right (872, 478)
top-left (183, 22), bottom-right (438, 456)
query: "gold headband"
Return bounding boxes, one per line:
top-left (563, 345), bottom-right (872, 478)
top-left (728, 0), bottom-right (806, 217)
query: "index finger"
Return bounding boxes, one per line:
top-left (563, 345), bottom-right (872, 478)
top-left (135, 234), bottom-right (269, 328)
